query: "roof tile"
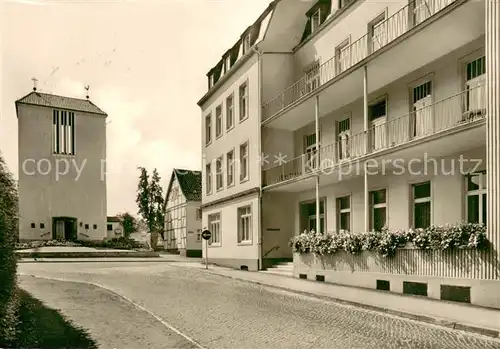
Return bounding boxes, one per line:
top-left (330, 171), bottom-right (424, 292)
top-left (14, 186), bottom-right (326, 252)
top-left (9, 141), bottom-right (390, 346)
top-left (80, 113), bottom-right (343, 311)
top-left (16, 91), bottom-right (107, 116)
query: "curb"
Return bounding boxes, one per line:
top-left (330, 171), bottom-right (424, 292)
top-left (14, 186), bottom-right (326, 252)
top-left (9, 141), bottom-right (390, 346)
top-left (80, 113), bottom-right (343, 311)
top-left (170, 264), bottom-right (500, 340)
top-left (15, 252), bottom-right (160, 258)
top-left (17, 259), bottom-right (201, 264)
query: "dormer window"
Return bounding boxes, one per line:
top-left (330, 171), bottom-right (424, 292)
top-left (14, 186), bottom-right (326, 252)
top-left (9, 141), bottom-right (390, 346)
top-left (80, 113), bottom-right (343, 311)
top-left (208, 74), bottom-right (214, 89)
top-left (311, 9), bottom-right (321, 32)
top-left (225, 56), bottom-right (232, 72)
top-left (242, 35), bottom-right (251, 55)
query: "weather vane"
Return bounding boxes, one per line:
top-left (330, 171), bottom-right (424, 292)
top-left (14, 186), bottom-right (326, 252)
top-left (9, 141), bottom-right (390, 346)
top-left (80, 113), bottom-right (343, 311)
top-left (31, 77), bottom-right (38, 91)
top-left (84, 85), bottom-right (90, 99)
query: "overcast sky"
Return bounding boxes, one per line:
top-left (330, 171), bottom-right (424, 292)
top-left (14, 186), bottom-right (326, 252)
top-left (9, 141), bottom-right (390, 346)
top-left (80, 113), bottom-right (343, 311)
top-left (0, 0), bottom-right (269, 216)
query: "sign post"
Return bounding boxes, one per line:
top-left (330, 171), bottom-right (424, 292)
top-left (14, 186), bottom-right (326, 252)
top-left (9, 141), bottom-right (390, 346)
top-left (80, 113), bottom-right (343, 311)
top-left (201, 229), bottom-right (212, 269)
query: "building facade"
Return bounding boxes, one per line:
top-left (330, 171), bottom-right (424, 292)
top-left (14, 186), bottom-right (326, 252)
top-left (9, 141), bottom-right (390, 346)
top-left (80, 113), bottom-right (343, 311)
top-left (16, 90), bottom-right (107, 241)
top-left (106, 216), bottom-right (123, 239)
top-left (164, 169), bottom-right (202, 257)
top-left (200, 0), bottom-right (500, 307)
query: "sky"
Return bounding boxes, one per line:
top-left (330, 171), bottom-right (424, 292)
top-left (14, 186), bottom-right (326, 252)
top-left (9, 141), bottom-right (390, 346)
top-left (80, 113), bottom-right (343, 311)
top-left (0, 0), bottom-right (270, 216)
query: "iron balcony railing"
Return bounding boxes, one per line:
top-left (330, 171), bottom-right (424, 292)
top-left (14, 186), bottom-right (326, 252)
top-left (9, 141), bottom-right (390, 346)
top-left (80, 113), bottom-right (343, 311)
top-left (262, 84), bottom-right (486, 187)
top-left (261, 0), bottom-right (457, 122)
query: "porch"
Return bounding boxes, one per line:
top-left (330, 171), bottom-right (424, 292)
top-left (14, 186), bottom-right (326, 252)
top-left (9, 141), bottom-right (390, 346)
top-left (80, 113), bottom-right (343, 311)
top-left (263, 84), bottom-right (487, 189)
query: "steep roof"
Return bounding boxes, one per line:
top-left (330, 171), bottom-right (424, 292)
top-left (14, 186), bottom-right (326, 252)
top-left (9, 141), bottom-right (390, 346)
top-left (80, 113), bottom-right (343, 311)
top-left (15, 91), bottom-right (107, 116)
top-left (107, 216), bottom-right (121, 223)
top-left (166, 168), bottom-right (202, 203)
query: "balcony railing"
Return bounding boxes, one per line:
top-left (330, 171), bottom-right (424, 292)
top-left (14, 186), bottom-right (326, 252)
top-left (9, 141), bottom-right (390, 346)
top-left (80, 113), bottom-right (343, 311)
top-left (262, 84), bottom-right (486, 187)
top-left (261, 0), bottom-right (457, 122)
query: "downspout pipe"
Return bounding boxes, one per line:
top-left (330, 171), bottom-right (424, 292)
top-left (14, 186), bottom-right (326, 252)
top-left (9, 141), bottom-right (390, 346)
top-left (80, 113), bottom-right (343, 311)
top-left (252, 45), bottom-right (264, 270)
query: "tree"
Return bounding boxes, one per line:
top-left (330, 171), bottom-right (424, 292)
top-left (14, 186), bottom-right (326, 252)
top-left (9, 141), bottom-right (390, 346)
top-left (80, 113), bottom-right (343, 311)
top-left (0, 152), bottom-right (20, 342)
top-left (135, 167), bottom-right (165, 234)
top-left (117, 212), bottom-right (137, 238)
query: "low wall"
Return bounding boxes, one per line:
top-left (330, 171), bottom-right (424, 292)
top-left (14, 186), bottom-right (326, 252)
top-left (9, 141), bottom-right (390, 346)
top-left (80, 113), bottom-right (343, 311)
top-left (16, 251), bottom-right (160, 258)
top-left (294, 249), bottom-right (500, 309)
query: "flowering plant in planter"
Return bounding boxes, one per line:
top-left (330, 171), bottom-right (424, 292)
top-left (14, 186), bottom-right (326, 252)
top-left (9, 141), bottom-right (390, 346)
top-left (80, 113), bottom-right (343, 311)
top-left (289, 222), bottom-right (488, 257)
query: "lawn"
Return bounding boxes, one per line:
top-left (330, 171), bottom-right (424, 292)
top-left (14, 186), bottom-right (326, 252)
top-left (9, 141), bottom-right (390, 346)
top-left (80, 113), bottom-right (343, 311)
top-left (0, 289), bottom-right (98, 349)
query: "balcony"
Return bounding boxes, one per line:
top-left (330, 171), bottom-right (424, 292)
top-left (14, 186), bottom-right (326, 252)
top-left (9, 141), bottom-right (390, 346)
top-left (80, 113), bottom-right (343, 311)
top-left (262, 84), bottom-right (486, 188)
top-left (262, 0), bottom-right (474, 124)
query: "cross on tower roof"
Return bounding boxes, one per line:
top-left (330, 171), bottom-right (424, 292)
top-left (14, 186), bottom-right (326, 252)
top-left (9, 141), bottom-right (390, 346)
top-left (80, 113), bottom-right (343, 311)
top-left (31, 77), bottom-right (38, 91)
top-left (84, 85), bottom-right (90, 100)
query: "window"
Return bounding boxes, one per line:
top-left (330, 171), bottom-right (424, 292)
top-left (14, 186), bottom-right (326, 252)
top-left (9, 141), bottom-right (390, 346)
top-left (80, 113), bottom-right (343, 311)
top-left (85, 224), bottom-right (89, 229)
top-left (238, 205), bottom-right (252, 243)
top-left (196, 208), bottom-right (202, 220)
top-left (369, 13), bottom-right (387, 53)
top-left (216, 156), bottom-right (224, 191)
top-left (242, 35), bottom-right (251, 55)
top-left (466, 171), bottom-right (486, 225)
top-left (304, 133), bottom-right (319, 171)
top-left (53, 110), bottom-right (75, 155)
top-left (370, 189), bottom-right (387, 231)
top-left (225, 56), bottom-right (231, 72)
top-left (335, 39), bottom-right (351, 74)
top-left (239, 82), bottom-right (248, 121)
top-left (304, 61), bottom-right (320, 93)
top-left (208, 213), bottom-right (221, 245)
top-left (303, 200), bottom-right (325, 233)
top-left (311, 9), bottom-right (321, 33)
top-left (412, 181), bottom-right (431, 228)
top-left (227, 150), bottom-right (235, 186)
top-left (465, 56), bottom-right (486, 117)
top-left (205, 113), bottom-right (212, 145)
top-left (337, 117), bottom-right (351, 160)
top-left (93, 224), bottom-right (97, 229)
top-left (40, 223), bottom-right (45, 229)
top-left (412, 81), bottom-right (433, 137)
top-left (196, 229), bottom-right (202, 241)
top-left (215, 105), bottom-right (223, 138)
top-left (206, 163), bottom-right (212, 194)
top-left (239, 142), bottom-right (249, 182)
top-left (30, 223), bottom-right (35, 228)
top-left (107, 224), bottom-right (113, 231)
top-left (226, 94), bottom-right (234, 130)
top-left (337, 196), bottom-right (351, 231)
top-left (369, 97), bottom-right (387, 151)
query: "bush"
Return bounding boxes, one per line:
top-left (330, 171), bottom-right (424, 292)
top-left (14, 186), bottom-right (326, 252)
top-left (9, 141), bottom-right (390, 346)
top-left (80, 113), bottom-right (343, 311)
top-left (77, 236), bottom-right (142, 250)
top-left (0, 152), bottom-right (20, 342)
top-left (290, 222), bottom-right (488, 258)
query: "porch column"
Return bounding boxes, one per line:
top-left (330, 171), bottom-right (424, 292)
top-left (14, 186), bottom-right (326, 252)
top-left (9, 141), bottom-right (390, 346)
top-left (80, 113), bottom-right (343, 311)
top-left (486, 0), bottom-right (500, 279)
top-left (315, 95), bottom-right (321, 233)
top-left (363, 65), bottom-right (370, 232)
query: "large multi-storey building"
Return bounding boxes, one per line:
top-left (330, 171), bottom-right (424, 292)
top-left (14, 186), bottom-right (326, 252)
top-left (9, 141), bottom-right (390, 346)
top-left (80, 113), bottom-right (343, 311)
top-left (16, 88), bottom-right (108, 241)
top-left (199, 0), bottom-right (500, 308)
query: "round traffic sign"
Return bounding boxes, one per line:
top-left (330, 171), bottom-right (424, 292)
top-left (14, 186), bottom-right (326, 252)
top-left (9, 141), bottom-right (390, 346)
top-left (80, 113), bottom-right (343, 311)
top-left (201, 230), bottom-right (212, 240)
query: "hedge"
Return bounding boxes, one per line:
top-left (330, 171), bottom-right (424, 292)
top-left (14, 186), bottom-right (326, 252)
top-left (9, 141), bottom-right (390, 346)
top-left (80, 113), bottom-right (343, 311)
top-left (289, 222), bottom-right (488, 258)
top-left (0, 152), bottom-right (20, 342)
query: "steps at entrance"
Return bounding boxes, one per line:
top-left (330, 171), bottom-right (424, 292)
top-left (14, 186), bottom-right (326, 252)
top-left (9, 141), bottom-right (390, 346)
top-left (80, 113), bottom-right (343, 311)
top-left (261, 262), bottom-right (294, 277)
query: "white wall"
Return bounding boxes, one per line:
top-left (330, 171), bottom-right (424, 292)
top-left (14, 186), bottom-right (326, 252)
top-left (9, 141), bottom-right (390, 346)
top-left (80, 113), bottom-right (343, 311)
top-left (202, 193), bottom-right (260, 262)
top-left (201, 54), bottom-right (261, 205)
top-left (106, 221), bottom-right (123, 239)
top-left (164, 176), bottom-right (187, 249)
top-left (17, 103), bottom-right (107, 241)
top-left (186, 201), bottom-right (202, 250)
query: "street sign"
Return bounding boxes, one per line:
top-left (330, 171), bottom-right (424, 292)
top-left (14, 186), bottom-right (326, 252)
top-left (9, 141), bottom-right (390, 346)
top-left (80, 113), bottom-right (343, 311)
top-left (201, 229), bottom-right (211, 269)
top-left (201, 230), bottom-right (212, 240)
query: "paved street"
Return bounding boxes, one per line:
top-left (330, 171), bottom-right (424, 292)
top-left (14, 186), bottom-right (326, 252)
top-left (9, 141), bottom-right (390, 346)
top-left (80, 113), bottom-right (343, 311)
top-left (18, 262), bottom-right (500, 349)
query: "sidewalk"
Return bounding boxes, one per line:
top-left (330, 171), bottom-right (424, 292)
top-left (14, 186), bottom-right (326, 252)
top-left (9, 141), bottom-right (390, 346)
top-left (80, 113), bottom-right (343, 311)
top-left (171, 261), bottom-right (500, 339)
